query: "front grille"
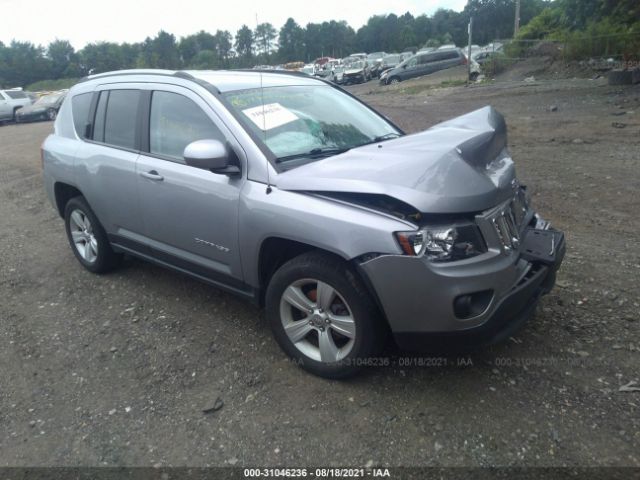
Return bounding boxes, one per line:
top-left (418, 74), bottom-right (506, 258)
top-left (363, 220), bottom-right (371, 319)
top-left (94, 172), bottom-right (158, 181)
top-left (489, 188), bottom-right (528, 252)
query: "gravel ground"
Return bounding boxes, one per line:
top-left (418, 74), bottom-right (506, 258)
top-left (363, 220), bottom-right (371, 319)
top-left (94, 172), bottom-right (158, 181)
top-left (0, 76), bottom-right (639, 468)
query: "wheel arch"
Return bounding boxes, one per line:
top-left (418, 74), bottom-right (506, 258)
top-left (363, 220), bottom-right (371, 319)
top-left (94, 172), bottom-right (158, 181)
top-left (53, 182), bottom-right (83, 218)
top-left (256, 236), bottom-right (388, 326)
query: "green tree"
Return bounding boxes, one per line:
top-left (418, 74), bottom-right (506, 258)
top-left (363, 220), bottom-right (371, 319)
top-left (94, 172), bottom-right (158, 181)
top-left (278, 18), bottom-right (305, 62)
top-left (235, 25), bottom-right (254, 60)
top-left (214, 30), bottom-right (233, 65)
top-left (47, 40), bottom-right (80, 79)
top-left (138, 31), bottom-right (181, 69)
top-left (255, 22), bottom-right (277, 56)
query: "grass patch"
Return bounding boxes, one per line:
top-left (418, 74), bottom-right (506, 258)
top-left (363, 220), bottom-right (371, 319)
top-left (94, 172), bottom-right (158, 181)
top-left (26, 78), bottom-right (80, 92)
top-left (400, 79), bottom-right (467, 95)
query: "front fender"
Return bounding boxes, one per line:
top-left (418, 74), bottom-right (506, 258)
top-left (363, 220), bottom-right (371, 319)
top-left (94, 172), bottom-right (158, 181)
top-left (238, 181), bottom-right (411, 287)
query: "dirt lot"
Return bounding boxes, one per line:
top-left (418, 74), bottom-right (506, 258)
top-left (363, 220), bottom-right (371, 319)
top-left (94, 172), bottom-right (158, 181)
top-left (1, 75), bottom-right (639, 468)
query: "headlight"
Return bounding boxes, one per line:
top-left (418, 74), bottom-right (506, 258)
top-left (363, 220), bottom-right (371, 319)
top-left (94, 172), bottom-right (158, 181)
top-left (395, 224), bottom-right (486, 262)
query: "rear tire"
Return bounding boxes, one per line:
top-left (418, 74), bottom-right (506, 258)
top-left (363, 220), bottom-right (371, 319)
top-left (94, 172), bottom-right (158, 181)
top-left (265, 251), bottom-right (387, 379)
top-left (64, 196), bottom-right (121, 274)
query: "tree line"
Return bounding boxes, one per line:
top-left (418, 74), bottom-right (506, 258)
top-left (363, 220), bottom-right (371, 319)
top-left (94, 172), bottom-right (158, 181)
top-left (1, 0), bottom-right (552, 89)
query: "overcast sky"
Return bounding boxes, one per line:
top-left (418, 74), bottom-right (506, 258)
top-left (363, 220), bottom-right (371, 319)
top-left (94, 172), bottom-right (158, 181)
top-left (0, 0), bottom-right (467, 49)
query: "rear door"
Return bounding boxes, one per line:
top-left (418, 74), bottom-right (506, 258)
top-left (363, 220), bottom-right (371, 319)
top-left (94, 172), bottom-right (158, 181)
top-left (73, 86), bottom-right (143, 239)
top-left (135, 84), bottom-right (246, 289)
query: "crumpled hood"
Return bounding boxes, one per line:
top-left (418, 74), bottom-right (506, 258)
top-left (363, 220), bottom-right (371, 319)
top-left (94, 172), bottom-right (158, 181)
top-left (345, 68), bottom-right (365, 75)
top-left (275, 106), bottom-right (517, 214)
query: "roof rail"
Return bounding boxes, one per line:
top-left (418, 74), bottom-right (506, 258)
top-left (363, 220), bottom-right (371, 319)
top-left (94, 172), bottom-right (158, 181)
top-left (78, 69), bottom-right (180, 83)
top-left (230, 69), bottom-right (312, 78)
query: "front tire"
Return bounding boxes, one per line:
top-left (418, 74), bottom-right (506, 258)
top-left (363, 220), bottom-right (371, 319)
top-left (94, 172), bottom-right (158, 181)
top-left (64, 196), bottom-right (121, 273)
top-left (47, 108), bottom-right (57, 121)
top-left (389, 77), bottom-right (400, 85)
top-left (265, 252), bottom-right (386, 379)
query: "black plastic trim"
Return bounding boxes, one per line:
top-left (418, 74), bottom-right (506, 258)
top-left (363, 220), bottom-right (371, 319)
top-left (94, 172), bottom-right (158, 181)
top-left (108, 233), bottom-right (257, 302)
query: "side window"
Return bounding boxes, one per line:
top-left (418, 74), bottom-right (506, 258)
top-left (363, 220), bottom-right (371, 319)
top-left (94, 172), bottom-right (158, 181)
top-left (149, 91), bottom-right (224, 161)
top-left (406, 57), bottom-right (417, 68)
top-left (424, 54), bottom-right (440, 64)
top-left (103, 90), bottom-right (140, 150)
top-left (92, 91), bottom-right (108, 143)
top-left (6, 90), bottom-right (27, 99)
top-left (71, 93), bottom-right (93, 138)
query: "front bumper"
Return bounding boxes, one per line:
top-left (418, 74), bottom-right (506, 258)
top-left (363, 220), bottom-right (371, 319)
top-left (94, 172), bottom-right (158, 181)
top-left (359, 223), bottom-right (565, 351)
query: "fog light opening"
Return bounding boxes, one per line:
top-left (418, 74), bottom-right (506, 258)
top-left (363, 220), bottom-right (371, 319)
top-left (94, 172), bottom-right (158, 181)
top-left (454, 290), bottom-right (493, 319)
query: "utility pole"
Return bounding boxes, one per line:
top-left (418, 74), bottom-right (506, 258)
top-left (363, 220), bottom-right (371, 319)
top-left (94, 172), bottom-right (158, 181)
top-left (467, 16), bottom-right (473, 84)
top-left (514, 0), bottom-right (521, 37)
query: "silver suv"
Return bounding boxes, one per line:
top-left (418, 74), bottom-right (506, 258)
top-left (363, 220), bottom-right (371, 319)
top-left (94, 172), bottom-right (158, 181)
top-left (42, 69), bottom-right (565, 378)
top-left (0, 88), bottom-right (33, 122)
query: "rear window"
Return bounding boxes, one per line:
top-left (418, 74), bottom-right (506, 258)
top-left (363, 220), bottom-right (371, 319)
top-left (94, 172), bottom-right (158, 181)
top-left (5, 90), bottom-right (27, 99)
top-left (102, 90), bottom-right (140, 150)
top-left (71, 93), bottom-right (93, 138)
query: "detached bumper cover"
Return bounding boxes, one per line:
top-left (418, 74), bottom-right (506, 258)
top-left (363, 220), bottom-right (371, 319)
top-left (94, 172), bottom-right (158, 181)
top-left (359, 228), bottom-right (566, 351)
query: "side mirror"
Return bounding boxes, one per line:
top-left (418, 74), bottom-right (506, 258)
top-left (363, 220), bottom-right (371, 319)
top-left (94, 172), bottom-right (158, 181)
top-left (183, 139), bottom-right (240, 175)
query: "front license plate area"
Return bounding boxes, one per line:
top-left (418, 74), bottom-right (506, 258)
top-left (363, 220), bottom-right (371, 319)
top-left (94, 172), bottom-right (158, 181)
top-left (520, 228), bottom-right (565, 265)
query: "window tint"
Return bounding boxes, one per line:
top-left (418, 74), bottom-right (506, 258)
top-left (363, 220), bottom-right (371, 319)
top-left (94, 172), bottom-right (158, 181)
top-left (92, 91), bottom-right (108, 142)
top-left (71, 93), bottom-right (93, 138)
top-left (103, 90), bottom-right (140, 149)
top-left (149, 91), bottom-right (223, 160)
top-left (434, 51), bottom-right (460, 61)
top-left (6, 90), bottom-right (27, 99)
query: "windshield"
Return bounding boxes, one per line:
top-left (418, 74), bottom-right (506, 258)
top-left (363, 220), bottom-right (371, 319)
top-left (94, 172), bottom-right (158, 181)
top-left (224, 85), bottom-right (400, 166)
top-left (347, 61), bottom-right (364, 69)
top-left (35, 93), bottom-right (63, 105)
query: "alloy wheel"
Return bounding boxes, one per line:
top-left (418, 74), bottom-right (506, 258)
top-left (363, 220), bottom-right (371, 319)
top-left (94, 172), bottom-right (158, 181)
top-left (69, 209), bottom-right (98, 263)
top-left (279, 278), bottom-right (356, 363)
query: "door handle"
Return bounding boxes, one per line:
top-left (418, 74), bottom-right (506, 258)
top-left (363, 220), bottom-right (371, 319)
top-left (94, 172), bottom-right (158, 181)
top-left (140, 170), bottom-right (164, 181)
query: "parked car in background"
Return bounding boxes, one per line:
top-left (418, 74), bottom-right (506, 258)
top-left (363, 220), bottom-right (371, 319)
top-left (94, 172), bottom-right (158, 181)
top-left (472, 50), bottom-right (500, 65)
top-left (42, 69), bottom-right (565, 378)
top-left (301, 64), bottom-right (316, 76)
top-left (16, 91), bottom-right (67, 123)
top-left (366, 52), bottom-right (386, 77)
top-left (0, 88), bottom-right (33, 123)
top-left (379, 53), bottom-right (412, 77)
top-left (380, 48), bottom-right (469, 85)
top-left (343, 60), bottom-right (370, 84)
top-left (348, 53), bottom-right (367, 60)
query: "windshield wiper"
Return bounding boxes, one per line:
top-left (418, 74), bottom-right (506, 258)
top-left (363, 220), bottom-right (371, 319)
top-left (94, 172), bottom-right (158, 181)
top-left (275, 147), bottom-right (350, 163)
top-left (367, 132), bottom-right (402, 144)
